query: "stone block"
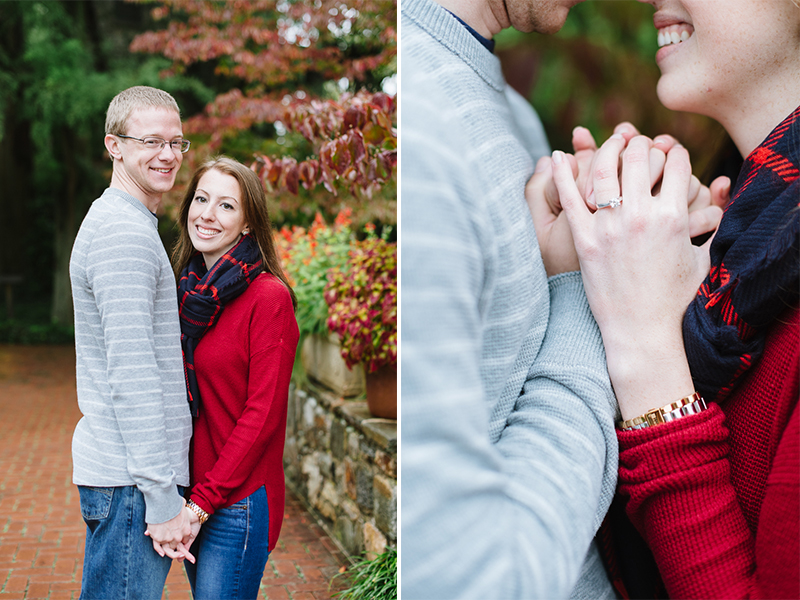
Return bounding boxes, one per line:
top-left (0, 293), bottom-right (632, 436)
top-left (301, 453), bottom-right (322, 507)
top-left (374, 449), bottom-right (396, 478)
top-left (344, 458), bottom-right (357, 501)
top-left (356, 464), bottom-right (373, 515)
top-left (319, 452), bottom-right (333, 479)
top-left (302, 396), bottom-right (317, 430)
top-left (346, 430), bottom-right (361, 460)
top-left (330, 419), bottom-right (346, 460)
top-left (374, 474), bottom-right (397, 540)
top-left (319, 480), bottom-right (339, 521)
top-left (363, 521), bottom-right (387, 560)
top-left (361, 419), bottom-right (397, 453)
top-left (334, 499), bottom-right (363, 557)
top-left (301, 333), bottom-right (365, 397)
top-left (360, 438), bottom-right (377, 462)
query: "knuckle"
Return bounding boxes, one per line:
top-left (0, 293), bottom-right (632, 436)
top-left (624, 146), bottom-right (649, 165)
top-left (593, 164), bottom-right (618, 183)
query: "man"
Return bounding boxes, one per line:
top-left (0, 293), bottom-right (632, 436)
top-left (400, 0), bottom-right (620, 598)
top-left (70, 86), bottom-right (194, 599)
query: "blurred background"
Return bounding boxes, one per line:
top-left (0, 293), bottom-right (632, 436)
top-left (0, 0), bottom-right (396, 342)
top-left (497, 0), bottom-right (730, 163)
top-left (0, 0), bottom-right (737, 344)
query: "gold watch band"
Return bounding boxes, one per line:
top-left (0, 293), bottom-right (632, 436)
top-left (618, 392), bottom-right (707, 431)
top-left (186, 500), bottom-right (210, 524)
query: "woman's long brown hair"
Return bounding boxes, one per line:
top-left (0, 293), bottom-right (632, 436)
top-left (171, 156), bottom-right (298, 310)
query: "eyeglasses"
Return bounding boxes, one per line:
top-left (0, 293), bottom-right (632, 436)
top-left (117, 135), bottom-right (191, 154)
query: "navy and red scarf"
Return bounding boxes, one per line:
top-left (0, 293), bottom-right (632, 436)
top-left (178, 234), bottom-right (263, 417)
top-left (684, 105), bottom-right (800, 403)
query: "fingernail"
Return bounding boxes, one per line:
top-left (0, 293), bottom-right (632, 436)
top-left (610, 133), bottom-right (624, 141)
top-left (674, 143), bottom-right (684, 148)
top-left (572, 126), bottom-right (586, 135)
top-left (552, 150), bottom-right (563, 164)
top-left (587, 191), bottom-right (595, 206)
top-left (653, 137), bottom-right (666, 147)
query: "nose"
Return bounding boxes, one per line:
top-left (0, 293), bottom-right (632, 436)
top-left (158, 142), bottom-right (176, 160)
top-left (199, 203), bottom-right (216, 221)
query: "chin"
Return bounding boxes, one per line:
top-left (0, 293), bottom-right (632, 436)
top-left (656, 78), bottom-right (694, 114)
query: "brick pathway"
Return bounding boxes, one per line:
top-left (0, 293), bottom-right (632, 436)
top-left (0, 345), bottom-right (350, 600)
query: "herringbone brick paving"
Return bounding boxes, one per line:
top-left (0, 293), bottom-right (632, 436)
top-left (0, 345), bottom-right (349, 600)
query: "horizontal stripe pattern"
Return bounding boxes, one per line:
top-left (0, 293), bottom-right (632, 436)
top-left (70, 187), bottom-right (191, 524)
top-left (399, 2), bottom-right (619, 598)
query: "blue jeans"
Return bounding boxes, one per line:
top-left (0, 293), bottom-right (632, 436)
top-left (78, 485), bottom-right (182, 600)
top-left (184, 486), bottom-right (271, 600)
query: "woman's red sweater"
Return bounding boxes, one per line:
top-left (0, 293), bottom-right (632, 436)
top-left (618, 305), bottom-right (799, 599)
top-left (189, 273), bottom-right (299, 551)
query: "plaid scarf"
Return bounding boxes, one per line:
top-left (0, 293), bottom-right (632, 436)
top-left (178, 235), bottom-right (263, 416)
top-left (684, 106), bottom-right (800, 403)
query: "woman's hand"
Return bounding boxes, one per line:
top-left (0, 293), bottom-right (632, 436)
top-left (528, 124), bottom-right (726, 278)
top-left (552, 135), bottom-right (713, 418)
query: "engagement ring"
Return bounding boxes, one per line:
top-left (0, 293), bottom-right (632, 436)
top-left (596, 196), bottom-right (623, 210)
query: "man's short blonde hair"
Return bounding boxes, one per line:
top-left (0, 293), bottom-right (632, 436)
top-left (105, 86), bottom-right (181, 136)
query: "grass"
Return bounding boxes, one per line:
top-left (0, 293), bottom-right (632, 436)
top-left (332, 547), bottom-right (397, 600)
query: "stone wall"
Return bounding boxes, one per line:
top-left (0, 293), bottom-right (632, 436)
top-left (283, 382), bottom-right (397, 559)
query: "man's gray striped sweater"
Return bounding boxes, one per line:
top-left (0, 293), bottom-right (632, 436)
top-left (70, 187), bottom-right (191, 524)
top-left (400, 0), bottom-right (620, 598)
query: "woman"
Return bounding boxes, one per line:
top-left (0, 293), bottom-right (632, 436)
top-left (538, 0), bottom-right (799, 598)
top-left (172, 156), bottom-right (299, 599)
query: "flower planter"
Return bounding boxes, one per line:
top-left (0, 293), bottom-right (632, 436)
top-left (365, 364), bottom-right (397, 419)
top-left (301, 333), bottom-right (365, 397)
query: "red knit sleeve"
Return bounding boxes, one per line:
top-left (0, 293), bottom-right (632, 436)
top-left (618, 402), bottom-right (800, 599)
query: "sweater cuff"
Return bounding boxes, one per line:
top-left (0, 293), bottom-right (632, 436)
top-left (618, 402), bottom-right (728, 483)
top-left (542, 271), bottom-right (612, 395)
top-left (141, 483), bottom-right (185, 525)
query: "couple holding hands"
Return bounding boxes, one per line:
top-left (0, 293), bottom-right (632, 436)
top-left (402, 0), bottom-right (798, 598)
top-left (71, 86), bottom-right (298, 599)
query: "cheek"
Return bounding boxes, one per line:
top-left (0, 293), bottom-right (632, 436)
top-left (223, 213), bottom-right (246, 234)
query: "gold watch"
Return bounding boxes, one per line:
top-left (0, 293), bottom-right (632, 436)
top-left (186, 500), bottom-right (210, 524)
top-left (618, 392), bottom-right (707, 431)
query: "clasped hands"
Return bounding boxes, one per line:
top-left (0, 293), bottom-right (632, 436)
top-left (145, 498), bottom-right (203, 563)
top-left (527, 123), bottom-right (729, 278)
top-left (527, 123), bottom-right (730, 410)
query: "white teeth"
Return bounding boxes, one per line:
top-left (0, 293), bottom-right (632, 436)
top-left (197, 227), bottom-right (219, 235)
top-left (153, 168), bottom-right (171, 173)
top-left (657, 25), bottom-right (693, 48)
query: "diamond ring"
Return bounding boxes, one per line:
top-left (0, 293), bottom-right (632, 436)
top-left (596, 196), bottom-right (623, 210)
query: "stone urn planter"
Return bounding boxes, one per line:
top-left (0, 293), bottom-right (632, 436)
top-left (365, 364), bottom-right (397, 419)
top-left (301, 333), bottom-right (365, 397)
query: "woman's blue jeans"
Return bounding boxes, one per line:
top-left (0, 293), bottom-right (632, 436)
top-left (184, 486), bottom-right (271, 600)
top-left (78, 485), bottom-right (180, 600)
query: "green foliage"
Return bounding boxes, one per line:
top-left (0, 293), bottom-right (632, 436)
top-left (333, 548), bottom-right (397, 600)
top-left (325, 226), bottom-right (397, 373)
top-left (275, 210), bottom-right (355, 341)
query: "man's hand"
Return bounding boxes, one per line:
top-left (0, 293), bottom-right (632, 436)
top-left (145, 502), bottom-right (196, 563)
top-left (527, 126), bottom-right (606, 276)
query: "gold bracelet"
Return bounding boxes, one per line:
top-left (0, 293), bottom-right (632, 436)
top-left (618, 392), bottom-right (707, 431)
top-left (186, 500), bottom-right (210, 524)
